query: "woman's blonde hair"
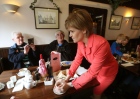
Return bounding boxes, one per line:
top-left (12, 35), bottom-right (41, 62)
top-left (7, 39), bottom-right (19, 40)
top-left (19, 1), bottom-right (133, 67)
top-left (65, 8), bottom-right (93, 37)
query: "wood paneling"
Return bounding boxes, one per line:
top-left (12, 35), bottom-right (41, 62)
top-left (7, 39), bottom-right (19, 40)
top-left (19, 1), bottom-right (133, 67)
top-left (87, 0), bottom-right (140, 10)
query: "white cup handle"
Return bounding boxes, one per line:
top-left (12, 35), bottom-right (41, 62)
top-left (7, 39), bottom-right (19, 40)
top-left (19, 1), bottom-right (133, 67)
top-left (32, 81), bottom-right (37, 86)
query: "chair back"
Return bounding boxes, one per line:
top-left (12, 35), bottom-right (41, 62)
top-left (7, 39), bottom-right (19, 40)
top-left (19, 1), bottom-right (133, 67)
top-left (0, 57), bottom-right (14, 71)
top-left (0, 57), bottom-right (4, 74)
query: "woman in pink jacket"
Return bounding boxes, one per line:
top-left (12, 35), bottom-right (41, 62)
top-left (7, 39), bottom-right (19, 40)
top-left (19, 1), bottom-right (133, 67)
top-left (55, 9), bottom-right (118, 99)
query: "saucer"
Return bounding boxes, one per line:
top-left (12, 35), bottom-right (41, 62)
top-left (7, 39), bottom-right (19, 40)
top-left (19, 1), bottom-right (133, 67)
top-left (53, 86), bottom-right (66, 95)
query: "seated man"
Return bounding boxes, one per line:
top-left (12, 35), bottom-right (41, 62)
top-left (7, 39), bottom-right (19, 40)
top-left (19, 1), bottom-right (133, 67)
top-left (8, 31), bottom-right (39, 69)
top-left (44, 30), bottom-right (73, 61)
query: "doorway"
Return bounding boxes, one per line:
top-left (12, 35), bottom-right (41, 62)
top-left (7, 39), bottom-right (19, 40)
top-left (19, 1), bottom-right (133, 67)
top-left (93, 15), bottom-right (104, 36)
top-left (68, 4), bottom-right (107, 42)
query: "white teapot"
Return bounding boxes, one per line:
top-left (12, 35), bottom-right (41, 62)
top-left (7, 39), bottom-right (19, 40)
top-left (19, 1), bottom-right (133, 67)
top-left (23, 74), bottom-right (37, 89)
top-left (24, 70), bottom-right (31, 77)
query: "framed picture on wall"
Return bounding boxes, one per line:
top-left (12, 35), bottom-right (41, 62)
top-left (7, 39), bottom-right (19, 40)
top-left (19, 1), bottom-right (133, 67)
top-left (131, 17), bottom-right (140, 30)
top-left (34, 7), bottom-right (59, 29)
top-left (109, 15), bottom-right (123, 30)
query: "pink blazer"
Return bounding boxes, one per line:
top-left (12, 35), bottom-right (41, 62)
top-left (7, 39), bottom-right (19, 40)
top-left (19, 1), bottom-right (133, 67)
top-left (69, 34), bottom-right (118, 89)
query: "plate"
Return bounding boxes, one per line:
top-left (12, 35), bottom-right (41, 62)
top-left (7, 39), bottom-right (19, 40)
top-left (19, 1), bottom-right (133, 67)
top-left (0, 82), bottom-right (5, 90)
top-left (121, 56), bottom-right (140, 64)
top-left (61, 61), bottom-right (72, 66)
top-left (76, 66), bottom-right (87, 75)
top-left (123, 54), bottom-right (131, 57)
top-left (53, 70), bottom-right (67, 81)
top-left (53, 70), bottom-right (78, 81)
top-left (121, 58), bottom-right (134, 63)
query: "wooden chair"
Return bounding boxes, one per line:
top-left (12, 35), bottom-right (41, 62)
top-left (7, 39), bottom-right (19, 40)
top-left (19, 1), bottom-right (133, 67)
top-left (0, 57), bottom-right (4, 74)
top-left (0, 57), bottom-right (14, 71)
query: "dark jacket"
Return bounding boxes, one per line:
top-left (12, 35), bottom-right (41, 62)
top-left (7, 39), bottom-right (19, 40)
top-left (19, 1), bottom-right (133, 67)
top-left (44, 40), bottom-right (73, 61)
top-left (120, 44), bottom-right (130, 53)
top-left (8, 42), bottom-right (39, 69)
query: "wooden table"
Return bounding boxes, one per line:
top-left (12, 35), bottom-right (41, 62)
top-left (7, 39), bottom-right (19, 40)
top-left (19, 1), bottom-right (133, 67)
top-left (120, 63), bottom-right (140, 76)
top-left (0, 66), bottom-right (99, 99)
top-left (119, 63), bottom-right (140, 99)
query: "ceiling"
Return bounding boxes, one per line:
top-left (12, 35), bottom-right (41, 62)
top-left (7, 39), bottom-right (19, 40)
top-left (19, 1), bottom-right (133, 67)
top-left (87, 0), bottom-right (140, 10)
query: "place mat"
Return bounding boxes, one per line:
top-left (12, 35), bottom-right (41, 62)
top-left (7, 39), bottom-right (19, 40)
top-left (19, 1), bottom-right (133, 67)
top-left (121, 63), bottom-right (134, 67)
top-left (76, 66), bottom-right (87, 75)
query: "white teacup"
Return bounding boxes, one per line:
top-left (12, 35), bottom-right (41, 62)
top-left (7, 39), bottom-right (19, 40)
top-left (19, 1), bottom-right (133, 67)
top-left (18, 68), bottom-right (28, 76)
top-left (19, 68), bottom-right (27, 72)
top-left (25, 74), bottom-right (33, 82)
top-left (23, 78), bottom-right (37, 89)
top-left (10, 76), bottom-right (17, 83)
top-left (24, 70), bottom-right (31, 77)
top-left (6, 81), bottom-right (14, 89)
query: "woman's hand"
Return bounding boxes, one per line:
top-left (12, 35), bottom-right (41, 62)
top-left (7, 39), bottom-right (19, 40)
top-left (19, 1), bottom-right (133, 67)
top-left (61, 82), bottom-right (71, 93)
top-left (55, 79), bottom-right (65, 87)
top-left (65, 69), bottom-right (71, 82)
top-left (55, 79), bottom-right (72, 93)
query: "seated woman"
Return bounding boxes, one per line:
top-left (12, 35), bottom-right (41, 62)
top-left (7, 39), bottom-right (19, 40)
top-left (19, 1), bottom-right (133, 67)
top-left (8, 31), bottom-right (39, 69)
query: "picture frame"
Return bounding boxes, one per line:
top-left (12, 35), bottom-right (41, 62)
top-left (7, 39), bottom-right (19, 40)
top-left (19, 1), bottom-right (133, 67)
top-left (109, 15), bottom-right (123, 30)
top-left (131, 17), bottom-right (140, 30)
top-left (34, 7), bottom-right (59, 29)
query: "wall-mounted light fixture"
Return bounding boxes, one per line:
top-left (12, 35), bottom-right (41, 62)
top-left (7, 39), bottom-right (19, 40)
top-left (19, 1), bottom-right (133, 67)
top-left (3, 4), bottom-right (19, 13)
top-left (124, 17), bottom-right (132, 23)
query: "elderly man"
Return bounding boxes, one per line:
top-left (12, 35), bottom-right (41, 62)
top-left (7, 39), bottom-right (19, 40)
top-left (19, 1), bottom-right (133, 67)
top-left (8, 31), bottom-right (38, 69)
top-left (44, 30), bottom-right (73, 61)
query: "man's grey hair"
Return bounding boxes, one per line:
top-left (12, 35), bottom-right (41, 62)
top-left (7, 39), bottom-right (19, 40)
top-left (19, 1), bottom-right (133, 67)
top-left (55, 30), bottom-right (65, 37)
top-left (11, 31), bottom-right (22, 39)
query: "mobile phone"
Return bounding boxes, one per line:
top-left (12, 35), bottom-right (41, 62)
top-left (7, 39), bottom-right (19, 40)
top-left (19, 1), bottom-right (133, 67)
top-left (28, 38), bottom-right (34, 44)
